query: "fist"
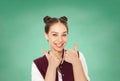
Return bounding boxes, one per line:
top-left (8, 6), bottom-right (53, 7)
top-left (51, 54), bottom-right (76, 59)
top-left (42, 50), bottom-right (62, 68)
top-left (64, 43), bottom-right (79, 64)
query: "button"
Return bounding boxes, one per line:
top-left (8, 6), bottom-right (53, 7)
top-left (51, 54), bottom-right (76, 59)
top-left (60, 66), bottom-right (62, 69)
top-left (62, 74), bottom-right (64, 76)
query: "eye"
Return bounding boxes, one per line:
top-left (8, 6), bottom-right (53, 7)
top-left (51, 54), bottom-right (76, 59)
top-left (52, 34), bottom-right (57, 36)
top-left (62, 34), bottom-right (67, 36)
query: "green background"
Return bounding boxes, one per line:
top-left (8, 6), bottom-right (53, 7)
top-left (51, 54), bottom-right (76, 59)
top-left (0, 0), bottom-right (120, 81)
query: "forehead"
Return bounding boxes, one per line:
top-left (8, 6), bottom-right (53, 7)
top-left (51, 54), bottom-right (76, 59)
top-left (49, 22), bottom-right (67, 33)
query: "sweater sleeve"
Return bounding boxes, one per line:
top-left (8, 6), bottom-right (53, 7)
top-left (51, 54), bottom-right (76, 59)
top-left (31, 62), bottom-right (44, 81)
top-left (79, 51), bottom-right (90, 81)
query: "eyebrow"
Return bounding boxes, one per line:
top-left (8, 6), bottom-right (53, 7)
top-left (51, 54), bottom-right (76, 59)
top-left (51, 31), bottom-right (68, 33)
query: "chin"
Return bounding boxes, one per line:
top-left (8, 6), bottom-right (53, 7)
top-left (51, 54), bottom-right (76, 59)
top-left (55, 47), bottom-right (64, 52)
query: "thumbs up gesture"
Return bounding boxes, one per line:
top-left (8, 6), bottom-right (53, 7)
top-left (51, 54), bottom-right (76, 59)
top-left (42, 50), bottom-right (62, 68)
top-left (64, 43), bottom-right (79, 65)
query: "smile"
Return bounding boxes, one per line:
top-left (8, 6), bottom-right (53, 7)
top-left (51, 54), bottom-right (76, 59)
top-left (55, 43), bottom-right (64, 48)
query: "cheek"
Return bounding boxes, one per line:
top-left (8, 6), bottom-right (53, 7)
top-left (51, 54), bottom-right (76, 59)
top-left (63, 37), bottom-right (68, 42)
top-left (49, 37), bottom-right (57, 43)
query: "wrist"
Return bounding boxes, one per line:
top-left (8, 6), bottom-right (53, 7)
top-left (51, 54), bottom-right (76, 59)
top-left (72, 58), bottom-right (81, 67)
top-left (48, 64), bottom-right (57, 70)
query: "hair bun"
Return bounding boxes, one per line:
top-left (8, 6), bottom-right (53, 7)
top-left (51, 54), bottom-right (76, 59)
top-left (43, 16), bottom-right (51, 23)
top-left (60, 16), bottom-right (68, 21)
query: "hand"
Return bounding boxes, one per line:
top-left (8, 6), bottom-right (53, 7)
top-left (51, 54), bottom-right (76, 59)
top-left (64, 43), bottom-right (79, 65)
top-left (42, 50), bottom-right (62, 68)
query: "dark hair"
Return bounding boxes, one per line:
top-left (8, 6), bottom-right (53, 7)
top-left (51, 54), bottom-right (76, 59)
top-left (43, 16), bottom-right (68, 34)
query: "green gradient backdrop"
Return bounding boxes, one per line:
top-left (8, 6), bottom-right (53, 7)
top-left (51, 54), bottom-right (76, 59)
top-left (0, 0), bottom-right (120, 81)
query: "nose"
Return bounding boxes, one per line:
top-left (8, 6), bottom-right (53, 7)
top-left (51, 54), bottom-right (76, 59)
top-left (58, 36), bottom-right (63, 42)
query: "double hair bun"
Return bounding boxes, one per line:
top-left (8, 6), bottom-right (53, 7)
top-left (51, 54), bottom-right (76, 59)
top-left (43, 16), bottom-right (68, 24)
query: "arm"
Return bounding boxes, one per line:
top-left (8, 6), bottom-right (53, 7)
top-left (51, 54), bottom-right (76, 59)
top-left (64, 44), bottom-right (90, 81)
top-left (44, 64), bottom-right (57, 81)
top-left (32, 62), bottom-right (58, 81)
top-left (79, 52), bottom-right (90, 81)
top-left (32, 50), bottom-right (61, 81)
top-left (72, 52), bottom-right (89, 81)
top-left (42, 50), bottom-right (62, 81)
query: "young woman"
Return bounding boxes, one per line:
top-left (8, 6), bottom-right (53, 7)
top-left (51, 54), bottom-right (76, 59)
top-left (32, 16), bottom-right (90, 81)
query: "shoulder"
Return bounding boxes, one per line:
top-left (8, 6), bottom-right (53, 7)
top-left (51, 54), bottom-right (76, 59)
top-left (34, 55), bottom-right (46, 63)
top-left (78, 51), bottom-right (90, 80)
top-left (33, 55), bottom-right (48, 68)
top-left (33, 55), bottom-right (48, 76)
top-left (78, 51), bottom-right (88, 70)
top-left (78, 51), bottom-right (86, 61)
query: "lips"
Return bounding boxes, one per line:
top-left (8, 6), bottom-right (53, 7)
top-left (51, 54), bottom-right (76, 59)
top-left (55, 43), bottom-right (64, 48)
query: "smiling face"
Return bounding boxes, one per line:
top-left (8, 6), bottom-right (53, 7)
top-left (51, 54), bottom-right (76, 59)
top-left (45, 22), bottom-right (68, 52)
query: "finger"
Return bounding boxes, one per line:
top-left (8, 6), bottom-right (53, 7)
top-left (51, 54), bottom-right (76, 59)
top-left (51, 51), bottom-right (61, 60)
top-left (50, 52), bottom-right (57, 59)
top-left (74, 43), bottom-right (78, 52)
top-left (41, 50), bottom-right (49, 59)
top-left (65, 49), bottom-right (71, 54)
top-left (63, 54), bottom-right (69, 62)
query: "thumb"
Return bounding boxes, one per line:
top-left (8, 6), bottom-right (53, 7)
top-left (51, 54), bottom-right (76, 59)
top-left (41, 50), bottom-right (49, 59)
top-left (74, 43), bottom-right (78, 52)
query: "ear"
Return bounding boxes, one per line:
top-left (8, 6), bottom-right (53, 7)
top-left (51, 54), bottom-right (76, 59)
top-left (44, 33), bottom-right (49, 40)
